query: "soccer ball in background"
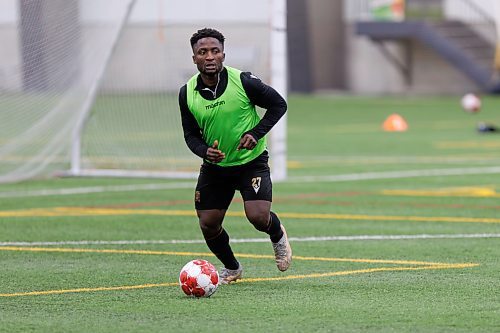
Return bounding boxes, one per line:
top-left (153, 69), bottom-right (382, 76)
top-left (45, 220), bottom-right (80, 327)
top-left (461, 93), bottom-right (481, 113)
top-left (179, 259), bottom-right (219, 298)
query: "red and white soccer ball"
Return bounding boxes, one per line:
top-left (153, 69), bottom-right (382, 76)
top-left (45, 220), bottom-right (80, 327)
top-left (179, 259), bottom-right (219, 298)
top-left (461, 93), bottom-right (481, 113)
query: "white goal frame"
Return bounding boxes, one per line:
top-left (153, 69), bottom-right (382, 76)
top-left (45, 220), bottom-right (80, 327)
top-left (68, 0), bottom-right (288, 181)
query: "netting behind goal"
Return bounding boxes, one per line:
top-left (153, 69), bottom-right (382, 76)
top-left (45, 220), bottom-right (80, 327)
top-left (0, 0), bottom-right (287, 183)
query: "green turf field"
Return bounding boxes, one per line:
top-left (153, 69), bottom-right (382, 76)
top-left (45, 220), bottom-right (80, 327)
top-left (1, 94), bottom-right (499, 332)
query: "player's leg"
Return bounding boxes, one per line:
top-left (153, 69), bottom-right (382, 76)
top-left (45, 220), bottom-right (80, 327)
top-left (195, 165), bottom-right (242, 284)
top-left (244, 200), bottom-right (292, 272)
top-left (243, 200), bottom-right (280, 241)
top-left (197, 209), bottom-right (236, 267)
top-left (240, 153), bottom-right (292, 271)
top-left (197, 209), bottom-right (242, 284)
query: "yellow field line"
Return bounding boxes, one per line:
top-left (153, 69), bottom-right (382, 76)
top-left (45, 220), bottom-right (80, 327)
top-left (0, 246), bottom-right (469, 267)
top-left (0, 263), bottom-right (478, 298)
top-left (0, 246), bottom-right (215, 257)
top-left (0, 245), bottom-right (478, 295)
top-left (0, 282), bottom-right (178, 297)
top-left (291, 255), bottom-right (454, 266)
top-left (382, 186), bottom-right (500, 197)
top-left (278, 213), bottom-right (500, 224)
top-left (0, 247), bottom-right (479, 298)
top-left (0, 208), bottom-right (197, 218)
top-left (240, 264), bottom-right (479, 282)
top-left (1, 207), bottom-right (499, 223)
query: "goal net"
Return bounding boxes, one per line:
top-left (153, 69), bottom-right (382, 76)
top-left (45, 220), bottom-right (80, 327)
top-left (0, 0), bottom-right (287, 184)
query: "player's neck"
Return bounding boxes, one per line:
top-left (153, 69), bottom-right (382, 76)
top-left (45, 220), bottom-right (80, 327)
top-left (200, 72), bottom-right (221, 98)
top-left (200, 72), bottom-right (219, 87)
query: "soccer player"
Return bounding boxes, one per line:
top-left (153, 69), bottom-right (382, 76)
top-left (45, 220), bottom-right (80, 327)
top-left (178, 28), bottom-right (292, 284)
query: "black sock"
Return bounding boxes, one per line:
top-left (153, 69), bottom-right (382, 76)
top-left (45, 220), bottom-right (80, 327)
top-left (268, 211), bottom-right (284, 243)
top-left (204, 228), bottom-right (239, 270)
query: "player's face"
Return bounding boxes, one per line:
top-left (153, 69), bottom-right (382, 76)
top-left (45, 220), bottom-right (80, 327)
top-left (192, 37), bottom-right (225, 76)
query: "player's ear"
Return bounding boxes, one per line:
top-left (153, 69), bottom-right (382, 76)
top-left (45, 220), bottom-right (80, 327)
top-left (222, 52), bottom-right (225, 62)
top-left (192, 55), bottom-right (196, 64)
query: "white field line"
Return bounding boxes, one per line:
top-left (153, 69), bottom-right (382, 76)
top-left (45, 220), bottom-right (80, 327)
top-left (1, 233), bottom-right (499, 247)
top-left (287, 166), bottom-right (500, 183)
top-left (0, 182), bottom-right (195, 198)
top-left (289, 155), bottom-right (500, 163)
top-left (1, 166), bottom-right (500, 198)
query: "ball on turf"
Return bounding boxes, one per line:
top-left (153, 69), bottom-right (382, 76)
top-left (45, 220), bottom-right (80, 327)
top-left (179, 259), bottom-right (219, 298)
top-left (461, 93), bottom-right (481, 113)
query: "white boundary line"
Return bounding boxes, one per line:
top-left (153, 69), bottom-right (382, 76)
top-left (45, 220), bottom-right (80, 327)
top-left (0, 182), bottom-right (194, 198)
top-left (287, 166), bottom-right (500, 183)
top-left (1, 166), bottom-right (500, 198)
top-left (1, 233), bottom-right (499, 246)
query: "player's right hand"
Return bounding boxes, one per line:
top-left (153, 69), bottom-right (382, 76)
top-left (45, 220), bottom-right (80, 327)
top-left (205, 140), bottom-right (225, 163)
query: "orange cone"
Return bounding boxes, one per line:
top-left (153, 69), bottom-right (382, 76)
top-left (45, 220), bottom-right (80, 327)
top-left (382, 113), bottom-right (408, 132)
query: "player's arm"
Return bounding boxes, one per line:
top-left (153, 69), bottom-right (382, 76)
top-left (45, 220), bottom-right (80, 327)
top-left (179, 86), bottom-right (225, 163)
top-left (239, 72), bottom-right (287, 148)
top-left (178, 85), bottom-right (209, 159)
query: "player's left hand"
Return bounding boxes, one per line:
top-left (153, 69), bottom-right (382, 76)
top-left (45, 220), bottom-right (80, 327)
top-left (237, 134), bottom-right (257, 150)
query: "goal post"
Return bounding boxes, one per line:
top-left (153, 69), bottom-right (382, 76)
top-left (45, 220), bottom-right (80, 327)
top-left (70, 0), bottom-right (138, 178)
top-left (269, 0), bottom-right (288, 182)
top-left (67, 0), bottom-right (288, 181)
top-left (0, 0), bottom-right (138, 183)
top-left (0, 0), bottom-right (287, 184)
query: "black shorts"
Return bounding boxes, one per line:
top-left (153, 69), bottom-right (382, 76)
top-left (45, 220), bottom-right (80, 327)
top-left (194, 151), bottom-right (272, 210)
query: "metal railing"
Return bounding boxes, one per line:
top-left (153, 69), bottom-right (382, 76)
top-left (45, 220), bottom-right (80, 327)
top-left (345, 0), bottom-right (495, 23)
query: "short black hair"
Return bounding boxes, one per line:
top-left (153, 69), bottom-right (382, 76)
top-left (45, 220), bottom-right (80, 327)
top-left (190, 28), bottom-right (225, 48)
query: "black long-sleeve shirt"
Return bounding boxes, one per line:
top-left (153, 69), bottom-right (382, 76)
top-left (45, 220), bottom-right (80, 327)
top-left (178, 67), bottom-right (287, 159)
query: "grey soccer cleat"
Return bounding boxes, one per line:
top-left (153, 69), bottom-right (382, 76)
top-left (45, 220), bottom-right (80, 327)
top-left (272, 224), bottom-right (292, 271)
top-left (219, 264), bottom-right (243, 284)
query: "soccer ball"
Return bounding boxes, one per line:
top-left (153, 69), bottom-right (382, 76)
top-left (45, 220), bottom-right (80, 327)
top-left (179, 259), bottom-right (219, 298)
top-left (461, 93), bottom-right (481, 113)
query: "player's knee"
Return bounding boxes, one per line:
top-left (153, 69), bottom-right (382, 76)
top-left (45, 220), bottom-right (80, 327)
top-left (199, 219), bottom-right (213, 232)
top-left (199, 220), bottom-right (221, 239)
top-left (247, 211), bottom-right (270, 232)
top-left (198, 211), bottom-right (224, 238)
top-left (198, 210), bottom-right (224, 224)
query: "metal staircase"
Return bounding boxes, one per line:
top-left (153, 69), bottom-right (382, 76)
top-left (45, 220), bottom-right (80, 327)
top-left (356, 20), bottom-right (500, 93)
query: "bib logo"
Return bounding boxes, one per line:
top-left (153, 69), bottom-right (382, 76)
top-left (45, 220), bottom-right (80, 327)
top-left (251, 177), bottom-right (261, 194)
top-left (205, 100), bottom-right (225, 110)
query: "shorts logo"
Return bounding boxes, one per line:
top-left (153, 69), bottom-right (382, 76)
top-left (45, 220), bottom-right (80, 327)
top-left (251, 177), bottom-right (261, 194)
top-left (195, 191), bottom-right (201, 203)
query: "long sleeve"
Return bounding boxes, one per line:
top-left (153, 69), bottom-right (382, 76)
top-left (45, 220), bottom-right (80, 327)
top-left (240, 72), bottom-right (287, 141)
top-left (178, 85), bottom-right (209, 159)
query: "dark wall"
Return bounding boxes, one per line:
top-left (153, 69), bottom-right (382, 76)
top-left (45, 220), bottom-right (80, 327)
top-left (287, 0), bottom-right (346, 92)
top-left (287, 0), bottom-right (312, 93)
